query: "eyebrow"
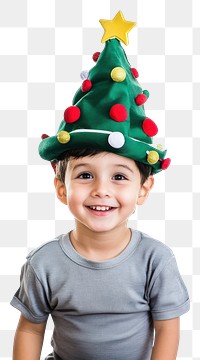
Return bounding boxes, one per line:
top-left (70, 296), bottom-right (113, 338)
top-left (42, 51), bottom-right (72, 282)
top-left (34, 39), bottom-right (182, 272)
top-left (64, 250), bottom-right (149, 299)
top-left (71, 163), bottom-right (134, 173)
top-left (115, 164), bottom-right (134, 173)
top-left (71, 163), bottom-right (90, 170)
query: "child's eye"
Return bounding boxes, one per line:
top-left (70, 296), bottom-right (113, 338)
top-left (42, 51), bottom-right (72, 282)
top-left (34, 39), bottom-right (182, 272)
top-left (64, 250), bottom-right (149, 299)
top-left (112, 174), bottom-right (127, 181)
top-left (78, 172), bottom-right (93, 179)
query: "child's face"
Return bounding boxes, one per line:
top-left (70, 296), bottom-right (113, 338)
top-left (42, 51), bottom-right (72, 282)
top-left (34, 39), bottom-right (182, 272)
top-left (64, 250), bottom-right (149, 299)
top-left (55, 152), bottom-right (154, 234)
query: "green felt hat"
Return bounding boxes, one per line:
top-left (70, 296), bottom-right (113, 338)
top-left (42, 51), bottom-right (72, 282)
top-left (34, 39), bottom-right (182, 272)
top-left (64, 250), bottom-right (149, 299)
top-left (39, 11), bottom-right (171, 174)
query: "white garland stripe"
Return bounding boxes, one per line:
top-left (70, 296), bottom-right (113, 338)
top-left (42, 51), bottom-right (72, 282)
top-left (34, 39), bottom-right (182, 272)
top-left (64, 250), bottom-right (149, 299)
top-left (69, 129), bottom-right (159, 149)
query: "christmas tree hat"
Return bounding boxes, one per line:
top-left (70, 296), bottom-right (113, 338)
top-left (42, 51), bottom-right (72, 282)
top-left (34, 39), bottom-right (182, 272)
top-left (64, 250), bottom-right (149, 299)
top-left (39, 11), bottom-right (171, 174)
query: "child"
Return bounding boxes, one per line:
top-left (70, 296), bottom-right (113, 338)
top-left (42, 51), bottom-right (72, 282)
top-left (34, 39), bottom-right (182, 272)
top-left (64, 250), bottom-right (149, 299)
top-left (11, 11), bottom-right (189, 360)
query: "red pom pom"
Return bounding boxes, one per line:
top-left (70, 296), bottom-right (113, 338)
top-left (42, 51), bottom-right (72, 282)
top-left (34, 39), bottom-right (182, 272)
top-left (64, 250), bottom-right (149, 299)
top-left (92, 52), bottom-right (100, 62)
top-left (82, 79), bottom-right (92, 92)
top-left (135, 93), bottom-right (147, 106)
top-left (131, 68), bottom-right (139, 78)
top-left (161, 158), bottom-right (171, 170)
top-left (41, 134), bottom-right (49, 140)
top-left (109, 104), bottom-right (128, 122)
top-left (142, 118), bottom-right (158, 137)
top-left (64, 106), bottom-right (80, 123)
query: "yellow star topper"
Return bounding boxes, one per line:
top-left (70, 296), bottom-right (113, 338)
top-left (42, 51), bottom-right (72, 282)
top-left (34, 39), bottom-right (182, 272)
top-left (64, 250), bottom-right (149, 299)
top-left (99, 11), bottom-right (136, 46)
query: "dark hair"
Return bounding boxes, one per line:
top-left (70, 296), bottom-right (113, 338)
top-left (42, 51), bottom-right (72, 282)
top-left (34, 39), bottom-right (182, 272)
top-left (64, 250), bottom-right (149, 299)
top-left (55, 149), bottom-right (152, 185)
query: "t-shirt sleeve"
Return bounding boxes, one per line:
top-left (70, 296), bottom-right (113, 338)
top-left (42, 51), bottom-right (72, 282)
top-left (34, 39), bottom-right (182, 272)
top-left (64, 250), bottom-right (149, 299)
top-left (149, 256), bottom-right (190, 320)
top-left (10, 260), bottom-right (51, 323)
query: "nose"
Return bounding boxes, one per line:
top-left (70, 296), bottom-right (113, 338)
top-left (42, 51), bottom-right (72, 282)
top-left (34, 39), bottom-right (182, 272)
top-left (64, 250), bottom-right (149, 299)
top-left (90, 178), bottom-right (111, 198)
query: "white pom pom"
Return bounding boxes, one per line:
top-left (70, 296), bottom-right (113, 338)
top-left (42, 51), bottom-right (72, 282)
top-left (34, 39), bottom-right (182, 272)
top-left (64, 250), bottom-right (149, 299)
top-left (80, 70), bottom-right (89, 80)
top-left (108, 132), bottom-right (125, 149)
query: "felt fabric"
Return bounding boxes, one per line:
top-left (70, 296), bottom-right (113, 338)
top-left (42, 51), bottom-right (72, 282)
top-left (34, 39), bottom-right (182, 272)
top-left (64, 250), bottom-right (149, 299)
top-left (38, 13), bottom-right (170, 174)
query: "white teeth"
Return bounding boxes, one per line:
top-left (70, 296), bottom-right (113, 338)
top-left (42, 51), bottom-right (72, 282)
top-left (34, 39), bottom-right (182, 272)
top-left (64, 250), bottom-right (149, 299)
top-left (89, 206), bottom-right (111, 211)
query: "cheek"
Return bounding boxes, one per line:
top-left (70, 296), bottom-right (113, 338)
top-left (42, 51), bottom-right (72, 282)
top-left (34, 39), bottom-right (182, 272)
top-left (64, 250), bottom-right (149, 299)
top-left (66, 185), bottom-right (86, 207)
top-left (119, 188), bottom-right (138, 203)
top-left (119, 189), bottom-right (141, 212)
top-left (67, 193), bottom-right (80, 216)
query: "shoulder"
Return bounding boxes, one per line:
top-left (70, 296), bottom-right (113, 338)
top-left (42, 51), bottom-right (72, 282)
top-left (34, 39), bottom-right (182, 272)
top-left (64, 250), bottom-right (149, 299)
top-left (18, 234), bottom-right (70, 297)
top-left (135, 231), bottom-right (184, 298)
top-left (135, 230), bottom-right (174, 275)
top-left (26, 234), bottom-right (66, 272)
top-left (137, 230), bottom-right (173, 259)
top-left (27, 236), bottom-right (61, 257)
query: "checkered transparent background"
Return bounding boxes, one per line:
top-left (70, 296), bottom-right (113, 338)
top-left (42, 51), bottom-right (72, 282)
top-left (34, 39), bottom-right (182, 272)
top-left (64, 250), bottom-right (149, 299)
top-left (0, 0), bottom-right (199, 358)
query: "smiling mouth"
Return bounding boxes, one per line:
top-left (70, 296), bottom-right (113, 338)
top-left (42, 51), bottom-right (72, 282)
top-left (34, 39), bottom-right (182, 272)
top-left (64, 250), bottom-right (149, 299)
top-left (87, 206), bottom-right (115, 212)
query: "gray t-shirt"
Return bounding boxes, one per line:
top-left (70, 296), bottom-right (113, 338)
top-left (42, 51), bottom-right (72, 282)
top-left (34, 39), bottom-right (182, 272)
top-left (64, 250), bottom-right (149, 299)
top-left (11, 230), bottom-right (190, 360)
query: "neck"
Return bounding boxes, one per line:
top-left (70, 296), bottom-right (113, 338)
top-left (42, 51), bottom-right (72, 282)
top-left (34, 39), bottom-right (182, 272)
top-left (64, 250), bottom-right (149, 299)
top-left (70, 222), bottom-right (132, 261)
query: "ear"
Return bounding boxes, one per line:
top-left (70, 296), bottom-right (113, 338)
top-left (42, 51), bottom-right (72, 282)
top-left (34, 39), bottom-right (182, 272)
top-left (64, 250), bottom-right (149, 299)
top-left (54, 177), bottom-right (67, 205)
top-left (137, 176), bottom-right (154, 206)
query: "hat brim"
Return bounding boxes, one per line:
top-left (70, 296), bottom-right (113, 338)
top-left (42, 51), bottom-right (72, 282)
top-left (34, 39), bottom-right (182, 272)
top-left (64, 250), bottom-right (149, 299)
top-left (39, 129), bottom-right (166, 175)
